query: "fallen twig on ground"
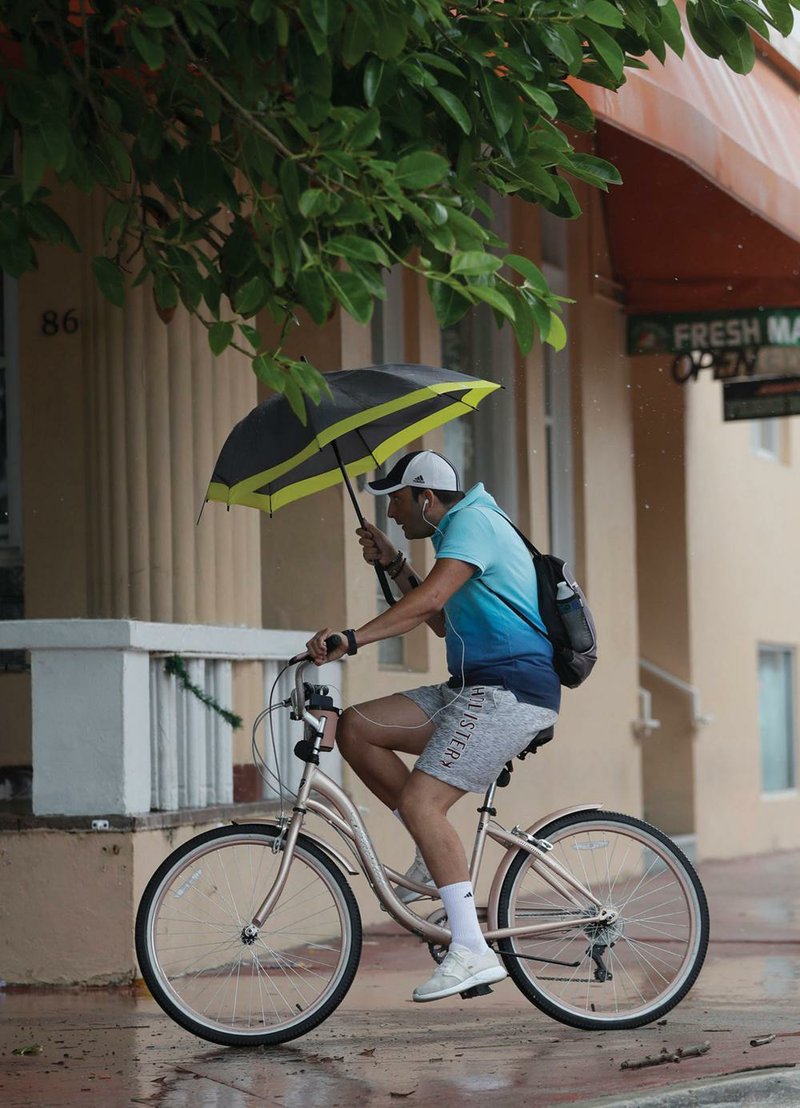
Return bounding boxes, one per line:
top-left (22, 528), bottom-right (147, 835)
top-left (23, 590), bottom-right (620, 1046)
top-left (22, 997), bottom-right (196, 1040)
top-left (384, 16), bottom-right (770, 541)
top-left (620, 1041), bottom-right (711, 1070)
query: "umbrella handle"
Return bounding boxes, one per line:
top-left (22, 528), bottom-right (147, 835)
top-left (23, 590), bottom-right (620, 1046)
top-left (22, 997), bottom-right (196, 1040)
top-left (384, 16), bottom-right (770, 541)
top-left (373, 561), bottom-right (397, 607)
top-left (332, 441), bottom-right (397, 607)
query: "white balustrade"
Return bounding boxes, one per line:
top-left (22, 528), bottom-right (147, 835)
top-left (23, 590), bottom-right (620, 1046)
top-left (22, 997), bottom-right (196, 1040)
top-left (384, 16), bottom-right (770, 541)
top-left (0, 621), bottom-right (343, 817)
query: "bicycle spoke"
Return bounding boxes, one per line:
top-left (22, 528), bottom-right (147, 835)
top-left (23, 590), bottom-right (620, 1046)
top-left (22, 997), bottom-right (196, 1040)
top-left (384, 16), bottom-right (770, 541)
top-left (498, 813), bottom-right (707, 1029)
top-left (138, 828), bottom-right (361, 1044)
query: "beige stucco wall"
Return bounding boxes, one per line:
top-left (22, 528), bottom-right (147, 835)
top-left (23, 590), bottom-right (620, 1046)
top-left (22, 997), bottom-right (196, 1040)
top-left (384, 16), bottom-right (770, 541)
top-left (631, 355), bottom-right (696, 835)
top-left (686, 373), bottom-right (800, 858)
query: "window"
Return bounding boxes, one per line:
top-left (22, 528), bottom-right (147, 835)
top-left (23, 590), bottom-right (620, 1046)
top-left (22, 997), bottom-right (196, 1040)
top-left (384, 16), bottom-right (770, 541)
top-left (441, 312), bottom-right (517, 512)
top-left (758, 646), bottom-right (796, 793)
top-left (750, 418), bottom-right (781, 461)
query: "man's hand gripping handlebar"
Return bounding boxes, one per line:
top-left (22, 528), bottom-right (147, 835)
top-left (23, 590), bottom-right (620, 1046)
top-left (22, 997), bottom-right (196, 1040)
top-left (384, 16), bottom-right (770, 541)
top-left (290, 633), bottom-right (346, 667)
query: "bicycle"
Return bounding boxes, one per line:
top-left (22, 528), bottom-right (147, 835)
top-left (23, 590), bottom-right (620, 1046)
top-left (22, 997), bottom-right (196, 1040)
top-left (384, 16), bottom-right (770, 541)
top-left (135, 646), bottom-right (710, 1047)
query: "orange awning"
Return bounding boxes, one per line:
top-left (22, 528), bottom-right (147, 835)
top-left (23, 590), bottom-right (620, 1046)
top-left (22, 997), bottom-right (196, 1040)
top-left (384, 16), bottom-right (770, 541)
top-left (578, 9), bottom-right (800, 314)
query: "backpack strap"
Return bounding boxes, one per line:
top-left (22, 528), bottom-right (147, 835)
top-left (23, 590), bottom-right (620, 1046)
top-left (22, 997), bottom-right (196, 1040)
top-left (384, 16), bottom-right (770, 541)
top-left (473, 510), bottom-right (551, 644)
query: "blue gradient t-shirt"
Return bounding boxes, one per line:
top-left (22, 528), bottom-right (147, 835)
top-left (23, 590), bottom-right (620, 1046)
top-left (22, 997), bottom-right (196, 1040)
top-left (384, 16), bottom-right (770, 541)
top-left (432, 483), bottom-right (560, 712)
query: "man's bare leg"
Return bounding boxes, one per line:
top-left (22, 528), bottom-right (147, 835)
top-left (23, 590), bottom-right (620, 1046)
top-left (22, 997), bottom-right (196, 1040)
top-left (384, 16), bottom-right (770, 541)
top-left (336, 695), bottom-right (434, 810)
top-left (396, 769), bottom-right (469, 886)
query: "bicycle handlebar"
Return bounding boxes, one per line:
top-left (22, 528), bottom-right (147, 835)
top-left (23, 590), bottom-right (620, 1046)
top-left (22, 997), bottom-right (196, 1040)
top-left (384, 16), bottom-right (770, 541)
top-left (289, 634), bottom-right (343, 667)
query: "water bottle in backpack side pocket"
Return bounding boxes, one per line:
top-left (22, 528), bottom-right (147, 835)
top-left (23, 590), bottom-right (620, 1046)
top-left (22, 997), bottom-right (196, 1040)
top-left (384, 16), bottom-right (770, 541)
top-left (556, 581), bottom-right (594, 652)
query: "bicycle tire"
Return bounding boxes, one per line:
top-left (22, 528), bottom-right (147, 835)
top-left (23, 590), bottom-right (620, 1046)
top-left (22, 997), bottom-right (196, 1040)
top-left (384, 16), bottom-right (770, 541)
top-left (496, 810), bottom-right (709, 1030)
top-left (135, 822), bottom-right (362, 1047)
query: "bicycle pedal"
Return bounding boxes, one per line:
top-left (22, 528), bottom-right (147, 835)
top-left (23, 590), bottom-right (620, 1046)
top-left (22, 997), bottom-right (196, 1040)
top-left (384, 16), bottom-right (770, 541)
top-left (459, 983), bottom-right (494, 999)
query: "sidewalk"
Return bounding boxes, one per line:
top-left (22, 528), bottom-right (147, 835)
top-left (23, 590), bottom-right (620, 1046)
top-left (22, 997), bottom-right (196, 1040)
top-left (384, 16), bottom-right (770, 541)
top-left (1, 850), bottom-right (799, 1107)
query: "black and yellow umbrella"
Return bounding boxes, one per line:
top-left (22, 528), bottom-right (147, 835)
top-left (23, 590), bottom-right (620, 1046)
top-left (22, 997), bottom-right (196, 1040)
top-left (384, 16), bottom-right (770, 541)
top-left (206, 363), bottom-right (501, 601)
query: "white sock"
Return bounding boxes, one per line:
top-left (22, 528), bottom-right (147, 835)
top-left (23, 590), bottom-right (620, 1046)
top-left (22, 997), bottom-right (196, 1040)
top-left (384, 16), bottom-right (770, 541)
top-left (392, 809), bottom-right (405, 824)
top-left (439, 881), bottom-right (489, 955)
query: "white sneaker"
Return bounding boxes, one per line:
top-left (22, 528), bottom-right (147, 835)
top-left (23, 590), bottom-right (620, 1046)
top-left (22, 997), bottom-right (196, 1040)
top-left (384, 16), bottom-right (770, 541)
top-left (394, 854), bottom-right (437, 904)
top-left (412, 944), bottom-right (507, 1003)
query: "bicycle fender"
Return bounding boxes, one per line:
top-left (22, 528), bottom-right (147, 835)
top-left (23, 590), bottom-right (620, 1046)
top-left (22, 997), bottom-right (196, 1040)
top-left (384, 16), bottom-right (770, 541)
top-left (486, 803), bottom-right (603, 932)
top-left (230, 819), bottom-right (360, 876)
top-left (298, 828), bottom-right (361, 876)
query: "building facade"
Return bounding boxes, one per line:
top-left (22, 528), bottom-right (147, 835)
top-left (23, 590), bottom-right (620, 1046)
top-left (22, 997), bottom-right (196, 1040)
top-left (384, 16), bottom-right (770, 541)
top-left (1, 15), bottom-right (799, 984)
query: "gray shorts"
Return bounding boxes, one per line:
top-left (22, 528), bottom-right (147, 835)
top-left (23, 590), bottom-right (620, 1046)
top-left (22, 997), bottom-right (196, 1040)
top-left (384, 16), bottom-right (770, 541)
top-left (403, 683), bottom-right (559, 794)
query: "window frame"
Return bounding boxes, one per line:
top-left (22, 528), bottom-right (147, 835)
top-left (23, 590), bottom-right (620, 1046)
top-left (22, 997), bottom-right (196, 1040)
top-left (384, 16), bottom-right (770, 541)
top-left (758, 643), bottom-right (797, 796)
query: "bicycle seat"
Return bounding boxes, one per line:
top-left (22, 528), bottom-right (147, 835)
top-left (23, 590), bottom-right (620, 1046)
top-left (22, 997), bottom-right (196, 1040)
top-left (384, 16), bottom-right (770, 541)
top-left (518, 725), bottom-right (555, 758)
top-left (495, 726), bottom-right (555, 787)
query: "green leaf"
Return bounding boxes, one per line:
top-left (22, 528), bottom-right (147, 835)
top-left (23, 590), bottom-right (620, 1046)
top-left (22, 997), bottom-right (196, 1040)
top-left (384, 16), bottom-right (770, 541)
top-left (92, 256), bottom-right (125, 308)
top-left (250, 0), bottom-right (271, 23)
top-left (478, 70), bottom-right (518, 137)
top-left (545, 311), bottom-right (567, 351)
top-left (252, 352), bottom-right (285, 391)
top-left (563, 152), bottom-right (622, 189)
top-left (578, 19), bottom-right (626, 80)
top-left (0, 235), bottom-right (35, 278)
top-left (349, 108), bottom-right (380, 149)
top-left (585, 0), bottom-right (625, 28)
top-left (763, 0), bottom-right (794, 35)
top-left (323, 235), bottom-right (390, 265)
top-left (238, 323), bottom-right (262, 350)
top-left (510, 289), bottom-right (534, 356)
top-left (39, 122), bottom-right (70, 173)
top-left (234, 275), bottom-right (268, 317)
top-left (342, 11), bottom-right (372, 65)
top-left (130, 25), bottom-right (166, 70)
top-left (450, 250), bottom-right (502, 277)
top-left (208, 321), bottom-right (234, 355)
top-left (137, 112), bottom-right (163, 162)
top-left (394, 151), bottom-right (449, 189)
top-left (467, 284), bottom-right (516, 322)
top-left (326, 269), bottom-right (373, 324)
top-left (21, 130), bottom-right (47, 203)
top-left (23, 202), bottom-right (79, 250)
top-left (296, 267), bottom-right (331, 324)
top-left (430, 86), bottom-right (472, 134)
top-left (503, 254), bottom-right (550, 295)
top-left (658, 2), bottom-right (686, 56)
top-left (363, 57), bottom-right (385, 107)
top-left (428, 279), bottom-right (471, 328)
top-left (519, 84), bottom-right (558, 118)
top-left (154, 270), bottom-right (178, 310)
top-left (283, 376), bottom-right (308, 423)
top-left (141, 7), bottom-right (174, 28)
top-left (539, 24), bottom-right (584, 73)
top-left (298, 188), bottom-right (330, 217)
top-left (279, 159), bottom-right (300, 213)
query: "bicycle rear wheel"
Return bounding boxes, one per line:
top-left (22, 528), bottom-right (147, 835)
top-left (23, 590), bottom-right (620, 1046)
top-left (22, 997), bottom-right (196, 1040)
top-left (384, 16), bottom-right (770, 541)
top-left (135, 823), bottom-right (362, 1046)
top-left (497, 810), bottom-right (708, 1030)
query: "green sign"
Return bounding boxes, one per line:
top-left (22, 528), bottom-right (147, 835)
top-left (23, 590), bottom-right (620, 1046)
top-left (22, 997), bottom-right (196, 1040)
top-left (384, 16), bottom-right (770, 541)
top-left (628, 308), bottom-right (800, 356)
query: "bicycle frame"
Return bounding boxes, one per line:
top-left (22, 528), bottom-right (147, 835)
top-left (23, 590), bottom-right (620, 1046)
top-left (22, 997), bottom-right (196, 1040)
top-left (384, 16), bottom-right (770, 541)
top-left (251, 663), bottom-right (613, 946)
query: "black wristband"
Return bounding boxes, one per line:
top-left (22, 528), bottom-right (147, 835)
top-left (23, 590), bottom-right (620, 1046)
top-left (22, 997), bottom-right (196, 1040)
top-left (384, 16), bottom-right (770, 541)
top-left (343, 628), bottom-right (358, 656)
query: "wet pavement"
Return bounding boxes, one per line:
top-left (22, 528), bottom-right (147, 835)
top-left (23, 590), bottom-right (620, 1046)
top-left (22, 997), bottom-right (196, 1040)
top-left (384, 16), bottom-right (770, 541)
top-left (2, 850), bottom-right (799, 1107)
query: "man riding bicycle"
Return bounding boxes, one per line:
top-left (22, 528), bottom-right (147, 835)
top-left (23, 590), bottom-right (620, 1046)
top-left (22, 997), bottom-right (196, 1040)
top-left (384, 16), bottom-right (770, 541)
top-left (307, 450), bottom-right (559, 1002)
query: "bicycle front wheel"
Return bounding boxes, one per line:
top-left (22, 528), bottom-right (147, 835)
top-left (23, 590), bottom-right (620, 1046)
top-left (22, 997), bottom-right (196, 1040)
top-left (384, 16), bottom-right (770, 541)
top-left (497, 811), bottom-right (708, 1030)
top-left (135, 823), bottom-right (362, 1047)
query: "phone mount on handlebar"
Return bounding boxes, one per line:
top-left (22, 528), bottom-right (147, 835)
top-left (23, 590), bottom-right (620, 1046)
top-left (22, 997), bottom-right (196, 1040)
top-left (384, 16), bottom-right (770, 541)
top-left (289, 649), bottom-right (342, 764)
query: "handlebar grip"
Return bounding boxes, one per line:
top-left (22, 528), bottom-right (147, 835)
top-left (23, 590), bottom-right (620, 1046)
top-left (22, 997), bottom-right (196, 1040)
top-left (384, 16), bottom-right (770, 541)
top-left (324, 634), bottom-right (342, 653)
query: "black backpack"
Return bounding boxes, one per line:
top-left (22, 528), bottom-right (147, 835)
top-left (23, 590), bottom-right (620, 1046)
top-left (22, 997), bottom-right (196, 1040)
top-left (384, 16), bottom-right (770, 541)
top-left (478, 516), bottom-right (598, 689)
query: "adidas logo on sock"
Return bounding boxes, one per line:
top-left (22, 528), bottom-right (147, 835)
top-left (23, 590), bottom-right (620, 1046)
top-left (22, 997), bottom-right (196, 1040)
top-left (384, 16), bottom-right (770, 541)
top-left (463, 891), bottom-right (473, 899)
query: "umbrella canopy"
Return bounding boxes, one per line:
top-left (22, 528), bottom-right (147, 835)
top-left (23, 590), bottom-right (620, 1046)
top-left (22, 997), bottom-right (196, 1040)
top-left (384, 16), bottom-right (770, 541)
top-left (207, 364), bottom-right (500, 515)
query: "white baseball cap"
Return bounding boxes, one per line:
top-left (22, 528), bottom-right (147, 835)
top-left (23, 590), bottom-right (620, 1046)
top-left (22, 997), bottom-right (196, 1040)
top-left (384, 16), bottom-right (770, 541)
top-left (366, 450), bottom-right (461, 495)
